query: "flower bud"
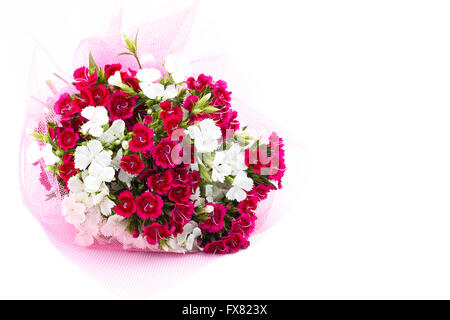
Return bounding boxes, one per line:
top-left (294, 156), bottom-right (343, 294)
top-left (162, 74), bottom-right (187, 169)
top-left (122, 141), bottom-right (129, 150)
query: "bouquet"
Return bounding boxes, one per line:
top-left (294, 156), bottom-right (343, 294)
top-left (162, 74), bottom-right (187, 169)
top-left (26, 33), bottom-right (286, 254)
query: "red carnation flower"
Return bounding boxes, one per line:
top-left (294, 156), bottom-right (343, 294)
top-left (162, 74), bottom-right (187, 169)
top-left (151, 138), bottom-right (182, 169)
top-left (213, 85), bottom-right (231, 107)
top-left (160, 100), bottom-right (172, 111)
top-left (57, 127), bottom-right (79, 150)
top-left (143, 115), bottom-right (153, 125)
top-left (59, 160), bottom-right (78, 183)
top-left (83, 84), bottom-right (110, 106)
top-left (129, 123), bottom-right (154, 152)
top-left (54, 93), bottom-right (79, 119)
top-left (163, 115), bottom-right (181, 138)
top-left (171, 202), bottom-right (194, 225)
top-left (190, 170), bottom-right (201, 193)
top-left (199, 203), bottom-right (227, 233)
top-left (121, 69), bottom-right (141, 91)
top-left (237, 195), bottom-right (258, 217)
top-left (160, 105), bottom-right (183, 123)
top-left (73, 67), bottom-right (97, 89)
top-left (167, 220), bottom-right (184, 237)
top-left (107, 91), bottom-right (136, 120)
top-left (120, 154), bottom-right (145, 175)
top-left (143, 223), bottom-right (171, 245)
top-left (230, 214), bottom-right (255, 239)
top-left (171, 167), bottom-right (191, 186)
top-left (251, 184), bottom-right (274, 201)
top-left (186, 74), bottom-right (212, 91)
top-left (182, 95), bottom-right (198, 111)
top-left (203, 240), bottom-right (229, 254)
top-left (223, 233), bottom-right (250, 253)
top-left (104, 64), bottom-right (122, 78)
top-left (113, 190), bottom-right (136, 218)
top-left (147, 170), bottom-right (173, 195)
top-left (48, 127), bottom-right (55, 140)
top-left (168, 185), bottom-right (192, 203)
top-left (135, 192), bottom-right (163, 220)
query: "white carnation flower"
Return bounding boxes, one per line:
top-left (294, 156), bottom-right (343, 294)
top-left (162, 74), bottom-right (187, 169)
top-left (140, 83), bottom-right (178, 100)
top-left (162, 85), bottom-right (178, 100)
top-left (211, 151), bottom-right (232, 183)
top-left (74, 140), bottom-right (112, 170)
top-left (61, 195), bottom-right (87, 226)
top-left (226, 172), bottom-right (253, 202)
top-left (81, 106), bottom-right (109, 137)
top-left (186, 119), bottom-right (222, 153)
top-left (140, 82), bottom-right (165, 99)
top-left (164, 54), bottom-right (192, 83)
top-left (107, 71), bottom-right (123, 87)
top-left (84, 162), bottom-right (115, 193)
top-left (99, 197), bottom-right (115, 216)
top-left (136, 68), bottom-right (161, 83)
top-left (26, 142), bottom-right (42, 164)
top-left (42, 144), bottom-right (59, 166)
top-left (99, 119), bottom-right (125, 144)
top-left (111, 149), bottom-right (136, 185)
top-left (224, 143), bottom-right (247, 174)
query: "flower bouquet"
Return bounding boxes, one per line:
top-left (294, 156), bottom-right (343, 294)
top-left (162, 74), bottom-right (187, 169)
top-left (25, 31), bottom-right (285, 254)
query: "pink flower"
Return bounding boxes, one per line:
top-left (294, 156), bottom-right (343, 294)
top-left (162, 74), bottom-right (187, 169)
top-left (183, 95), bottom-right (198, 111)
top-left (186, 74), bottom-right (212, 91)
top-left (143, 222), bottom-right (171, 245)
top-left (147, 170), bottom-right (173, 195)
top-left (57, 127), bottom-right (79, 150)
top-left (73, 67), bottom-right (97, 89)
top-left (107, 91), bottom-right (136, 120)
top-left (113, 190), bottom-right (136, 218)
top-left (54, 93), bottom-right (79, 119)
top-left (168, 185), bottom-right (192, 203)
top-left (203, 240), bottom-right (229, 254)
top-left (59, 160), bottom-right (78, 183)
top-left (135, 192), bottom-right (163, 220)
top-left (129, 123), bottom-right (154, 152)
top-left (151, 138), bottom-right (182, 168)
top-left (199, 203), bottom-right (227, 233)
top-left (171, 202), bottom-right (194, 225)
top-left (120, 154), bottom-right (145, 175)
top-left (230, 214), bottom-right (255, 238)
top-left (223, 233), bottom-right (250, 253)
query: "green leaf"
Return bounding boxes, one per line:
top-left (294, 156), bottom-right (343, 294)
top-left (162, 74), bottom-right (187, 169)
top-left (88, 51), bottom-right (98, 75)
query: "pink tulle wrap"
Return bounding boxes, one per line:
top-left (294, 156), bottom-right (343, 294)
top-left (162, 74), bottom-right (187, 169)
top-left (19, 1), bottom-right (297, 297)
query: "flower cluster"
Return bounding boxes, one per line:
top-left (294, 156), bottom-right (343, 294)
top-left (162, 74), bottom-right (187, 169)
top-left (28, 36), bottom-right (285, 254)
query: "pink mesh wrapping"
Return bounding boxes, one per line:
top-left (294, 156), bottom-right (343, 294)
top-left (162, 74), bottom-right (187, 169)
top-left (19, 0), bottom-right (299, 296)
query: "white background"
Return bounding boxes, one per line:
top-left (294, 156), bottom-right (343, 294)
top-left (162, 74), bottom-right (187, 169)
top-left (2, 0), bottom-right (450, 299)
